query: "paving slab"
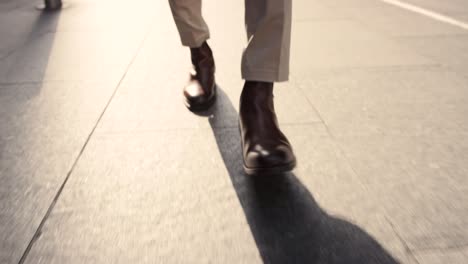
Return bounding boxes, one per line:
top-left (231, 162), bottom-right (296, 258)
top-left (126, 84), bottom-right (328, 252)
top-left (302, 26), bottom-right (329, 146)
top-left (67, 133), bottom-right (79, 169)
top-left (0, 81), bottom-right (116, 263)
top-left (337, 5), bottom-right (468, 37)
top-left (335, 135), bottom-right (468, 250)
top-left (35, 0), bottom-right (156, 33)
top-left (414, 247), bottom-right (468, 264)
top-left (106, 8), bottom-right (322, 134)
top-left (0, 8), bottom-right (44, 59)
top-left (452, 13), bottom-right (468, 21)
top-left (322, 0), bottom-right (390, 8)
top-left (294, 63), bottom-right (468, 258)
top-left (23, 90), bottom-right (406, 262)
top-left (296, 67), bottom-right (468, 137)
top-left (402, 0), bottom-right (468, 14)
top-left (0, 31), bottom-right (143, 83)
top-left (0, 0), bottom-right (153, 60)
top-left (293, 1), bottom-right (351, 21)
top-left (295, 65), bottom-right (468, 253)
top-left (22, 128), bottom-right (261, 263)
top-left (95, 80), bottom-right (321, 133)
top-left (291, 20), bottom-right (435, 75)
top-left (398, 35), bottom-right (468, 78)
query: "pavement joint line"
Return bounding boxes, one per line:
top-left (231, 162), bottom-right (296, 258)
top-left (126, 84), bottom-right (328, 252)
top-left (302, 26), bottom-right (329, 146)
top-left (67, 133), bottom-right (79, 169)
top-left (384, 216), bottom-right (421, 264)
top-left (289, 64), bottom-right (444, 76)
top-left (294, 77), bottom-right (379, 194)
top-left (92, 122), bottom-right (326, 136)
top-left (293, 18), bottom-right (354, 23)
top-left (0, 20), bottom-right (58, 63)
top-left (293, 78), bottom-right (360, 175)
top-left (396, 33), bottom-right (468, 39)
top-left (377, 0), bottom-right (468, 30)
top-left (410, 242), bottom-right (468, 253)
top-left (16, 20), bottom-right (154, 264)
top-left (0, 81), bottom-right (50, 86)
top-left (0, 80), bottom-right (111, 87)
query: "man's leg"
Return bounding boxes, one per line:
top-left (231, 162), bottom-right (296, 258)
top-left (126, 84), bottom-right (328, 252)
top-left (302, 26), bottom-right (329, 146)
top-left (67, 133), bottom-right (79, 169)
top-left (242, 0), bottom-right (292, 82)
top-left (168, 0), bottom-right (216, 111)
top-left (239, 0), bottom-right (296, 175)
top-left (168, 0), bottom-right (210, 48)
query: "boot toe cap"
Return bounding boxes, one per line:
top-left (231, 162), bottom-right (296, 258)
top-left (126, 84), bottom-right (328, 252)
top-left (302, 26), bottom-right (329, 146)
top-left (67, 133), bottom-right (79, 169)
top-left (245, 144), bottom-right (295, 169)
top-left (183, 82), bottom-right (216, 110)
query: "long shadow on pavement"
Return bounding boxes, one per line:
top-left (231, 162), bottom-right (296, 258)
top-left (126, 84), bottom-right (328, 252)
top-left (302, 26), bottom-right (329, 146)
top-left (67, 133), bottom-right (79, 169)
top-left (203, 88), bottom-right (399, 264)
top-left (0, 6), bottom-right (61, 264)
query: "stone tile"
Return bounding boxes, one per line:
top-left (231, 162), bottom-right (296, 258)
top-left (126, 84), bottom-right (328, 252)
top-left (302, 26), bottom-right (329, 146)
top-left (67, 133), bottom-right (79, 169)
top-left (96, 78), bottom-right (321, 133)
top-left (0, 0), bottom-right (28, 10)
top-left (0, 8), bottom-right (44, 59)
top-left (293, 0), bottom-right (351, 21)
top-left (322, 0), bottom-right (390, 8)
top-left (291, 20), bottom-right (435, 74)
top-left (0, 184), bottom-right (55, 264)
top-left (415, 247), bottom-right (468, 264)
top-left (22, 129), bottom-right (262, 264)
top-left (452, 13), bottom-right (468, 22)
top-left (401, 0), bottom-right (468, 14)
top-left (117, 24), bottom-right (191, 87)
top-left (333, 135), bottom-right (468, 252)
top-left (204, 0), bottom-right (246, 71)
top-left (296, 65), bottom-right (468, 252)
top-left (398, 35), bottom-right (468, 78)
top-left (286, 125), bottom-right (414, 263)
top-left (0, 0), bottom-right (155, 60)
top-left (0, 31), bottom-right (143, 83)
top-left (0, 81), bottom-right (115, 138)
top-left (341, 5), bottom-right (468, 37)
top-left (296, 67), bottom-right (468, 137)
top-left (37, 0), bottom-right (156, 33)
top-left (121, 1), bottom-right (245, 87)
top-left (24, 122), bottom-right (405, 263)
top-left (0, 81), bottom-right (115, 263)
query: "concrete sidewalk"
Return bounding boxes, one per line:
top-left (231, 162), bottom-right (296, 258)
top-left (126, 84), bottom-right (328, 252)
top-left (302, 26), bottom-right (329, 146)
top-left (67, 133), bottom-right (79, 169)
top-left (1, 0), bottom-right (468, 263)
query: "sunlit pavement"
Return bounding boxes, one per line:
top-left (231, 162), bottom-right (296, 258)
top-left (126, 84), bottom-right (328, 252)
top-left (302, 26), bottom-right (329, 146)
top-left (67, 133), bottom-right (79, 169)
top-left (1, 0), bottom-right (468, 263)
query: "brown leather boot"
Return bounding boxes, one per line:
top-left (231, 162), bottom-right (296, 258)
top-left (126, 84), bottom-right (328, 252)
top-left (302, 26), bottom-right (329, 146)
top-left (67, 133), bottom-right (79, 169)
top-left (239, 81), bottom-right (296, 175)
top-left (183, 42), bottom-right (216, 111)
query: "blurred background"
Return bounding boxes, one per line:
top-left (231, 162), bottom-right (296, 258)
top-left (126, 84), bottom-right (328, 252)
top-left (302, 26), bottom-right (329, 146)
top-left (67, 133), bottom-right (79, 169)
top-left (1, 0), bottom-right (468, 263)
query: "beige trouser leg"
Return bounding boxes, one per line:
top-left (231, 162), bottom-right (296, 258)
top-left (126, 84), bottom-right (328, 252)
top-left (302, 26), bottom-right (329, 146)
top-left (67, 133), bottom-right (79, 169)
top-left (242, 0), bottom-right (292, 82)
top-left (168, 0), bottom-right (292, 82)
top-left (168, 0), bottom-right (210, 47)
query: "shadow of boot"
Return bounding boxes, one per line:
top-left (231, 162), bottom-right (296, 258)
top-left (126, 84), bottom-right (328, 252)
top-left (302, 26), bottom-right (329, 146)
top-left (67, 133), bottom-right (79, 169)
top-left (205, 88), bottom-right (400, 264)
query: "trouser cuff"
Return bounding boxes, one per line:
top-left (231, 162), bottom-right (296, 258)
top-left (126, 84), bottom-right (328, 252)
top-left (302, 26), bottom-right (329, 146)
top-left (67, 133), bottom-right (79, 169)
top-left (241, 68), bottom-right (289, 82)
top-left (180, 33), bottom-right (210, 48)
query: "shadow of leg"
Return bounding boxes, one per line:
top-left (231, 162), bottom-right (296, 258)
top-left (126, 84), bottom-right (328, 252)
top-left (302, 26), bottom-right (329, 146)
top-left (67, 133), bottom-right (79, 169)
top-left (207, 88), bottom-right (400, 264)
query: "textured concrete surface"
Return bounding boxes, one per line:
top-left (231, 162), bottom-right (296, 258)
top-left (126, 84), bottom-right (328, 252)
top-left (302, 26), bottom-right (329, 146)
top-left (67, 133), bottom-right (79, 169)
top-left (1, 0), bottom-right (468, 263)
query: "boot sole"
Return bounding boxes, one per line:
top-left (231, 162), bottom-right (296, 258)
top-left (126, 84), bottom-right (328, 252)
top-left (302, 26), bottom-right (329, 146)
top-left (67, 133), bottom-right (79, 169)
top-left (184, 86), bottom-right (217, 112)
top-left (243, 159), bottom-right (296, 176)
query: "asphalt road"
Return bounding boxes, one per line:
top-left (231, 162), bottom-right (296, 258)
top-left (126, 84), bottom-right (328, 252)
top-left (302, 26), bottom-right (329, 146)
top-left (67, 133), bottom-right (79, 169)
top-left (1, 0), bottom-right (468, 263)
